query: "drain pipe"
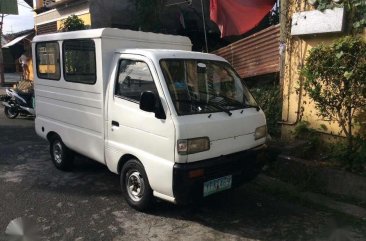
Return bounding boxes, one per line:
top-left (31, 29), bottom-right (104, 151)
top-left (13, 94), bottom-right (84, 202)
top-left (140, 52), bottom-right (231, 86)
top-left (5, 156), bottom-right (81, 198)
top-left (278, 74), bottom-right (304, 126)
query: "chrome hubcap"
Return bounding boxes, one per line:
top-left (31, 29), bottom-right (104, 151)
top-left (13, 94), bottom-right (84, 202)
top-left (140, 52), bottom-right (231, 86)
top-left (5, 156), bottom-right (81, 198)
top-left (53, 142), bottom-right (63, 164)
top-left (126, 171), bottom-right (144, 202)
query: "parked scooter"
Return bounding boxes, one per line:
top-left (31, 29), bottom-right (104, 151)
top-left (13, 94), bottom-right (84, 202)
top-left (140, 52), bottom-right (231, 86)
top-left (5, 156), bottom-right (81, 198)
top-left (2, 88), bottom-right (35, 119)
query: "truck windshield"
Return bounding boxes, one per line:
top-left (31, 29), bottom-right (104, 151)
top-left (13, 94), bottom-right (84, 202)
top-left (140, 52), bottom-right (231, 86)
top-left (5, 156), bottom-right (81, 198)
top-left (160, 59), bottom-right (258, 116)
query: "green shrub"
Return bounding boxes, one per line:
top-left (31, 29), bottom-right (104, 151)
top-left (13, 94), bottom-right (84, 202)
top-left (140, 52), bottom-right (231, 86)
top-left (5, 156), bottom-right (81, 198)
top-left (292, 121), bottom-right (321, 158)
top-left (250, 84), bottom-right (282, 137)
top-left (59, 15), bottom-right (85, 32)
top-left (302, 36), bottom-right (366, 160)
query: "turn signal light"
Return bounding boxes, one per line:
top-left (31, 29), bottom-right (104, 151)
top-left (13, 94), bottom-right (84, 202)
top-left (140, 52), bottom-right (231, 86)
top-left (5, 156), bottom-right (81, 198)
top-left (188, 169), bottom-right (205, 178)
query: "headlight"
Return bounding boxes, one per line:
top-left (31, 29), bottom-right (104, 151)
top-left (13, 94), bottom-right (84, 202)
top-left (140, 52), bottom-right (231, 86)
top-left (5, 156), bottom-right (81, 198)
top-left (254, 125), bottom-right (267, 140)
top-left (177, 137), bottom-right (210, 155)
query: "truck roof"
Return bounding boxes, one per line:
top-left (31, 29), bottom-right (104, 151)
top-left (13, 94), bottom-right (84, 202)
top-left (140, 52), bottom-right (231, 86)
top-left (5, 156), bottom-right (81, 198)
top-left (115, 49), bottom-right (227, 63)
top-left (32, 28), bottom-right (192, 48)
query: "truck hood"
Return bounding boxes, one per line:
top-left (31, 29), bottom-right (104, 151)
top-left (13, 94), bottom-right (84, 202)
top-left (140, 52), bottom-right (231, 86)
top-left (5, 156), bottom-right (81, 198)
top-left (174, 108), bottom-right (267, 163)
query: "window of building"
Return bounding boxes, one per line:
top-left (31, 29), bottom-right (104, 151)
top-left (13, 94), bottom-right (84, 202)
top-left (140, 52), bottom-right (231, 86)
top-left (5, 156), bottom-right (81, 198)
top-left (63, 39), bottom-right (96, 84)
top-left (115, 59), bottom-right (158, 102)
top-left (36, 42), bottom-right (60, 80)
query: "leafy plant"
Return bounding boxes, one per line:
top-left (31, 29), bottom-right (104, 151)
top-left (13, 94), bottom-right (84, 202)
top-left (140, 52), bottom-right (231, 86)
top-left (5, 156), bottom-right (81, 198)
top-left (328, 136), bottom-right (366, 171)
top-left (302, 36), bottom-right (366, 165)
top-left (135, 0), bottom-right (166, 32)
top-left (59, 15), bottom-right (86, 32)
top-left (355, 110), bottom-right (366, 139)
top-left (250, 84), bottom-right (282, 137)
top-left (352, 110), bottom-right (366, 171)
top-left (292, 121), bottom-right (321, 158)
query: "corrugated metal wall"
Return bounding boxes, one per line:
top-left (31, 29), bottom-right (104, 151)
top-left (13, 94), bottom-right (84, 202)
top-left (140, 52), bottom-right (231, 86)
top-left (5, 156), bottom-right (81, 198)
top-left (212, 25), bottom-right (280, 79)
top-left (36, 21), bottom-right (57, 35)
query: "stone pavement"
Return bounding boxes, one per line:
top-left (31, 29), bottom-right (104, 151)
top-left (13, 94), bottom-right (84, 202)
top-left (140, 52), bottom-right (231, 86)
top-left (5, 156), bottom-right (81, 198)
top-left (1, 113), bottom-right (366, 241)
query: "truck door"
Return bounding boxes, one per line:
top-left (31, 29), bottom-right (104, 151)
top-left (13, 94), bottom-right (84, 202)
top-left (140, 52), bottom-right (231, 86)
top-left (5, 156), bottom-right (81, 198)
top-left (105, 54), bottom-right (175, 197)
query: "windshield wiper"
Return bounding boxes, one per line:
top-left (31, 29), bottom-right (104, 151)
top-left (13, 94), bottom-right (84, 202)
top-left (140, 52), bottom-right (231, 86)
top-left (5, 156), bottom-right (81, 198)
top-left (243, 104), bottom-right (260, 111)
top-left (209, 93), bottom-right (260, 111)
top-left (208, 93), bottom-right (260, 111)
top-left (198, 90), bottom-right (241, 106)
top-left (173, 99), bottom-right (232, 116)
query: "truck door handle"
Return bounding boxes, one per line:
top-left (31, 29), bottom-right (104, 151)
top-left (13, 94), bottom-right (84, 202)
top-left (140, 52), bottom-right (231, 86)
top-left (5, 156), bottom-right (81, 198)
top-left (112, 121), bottom-right (119, 127)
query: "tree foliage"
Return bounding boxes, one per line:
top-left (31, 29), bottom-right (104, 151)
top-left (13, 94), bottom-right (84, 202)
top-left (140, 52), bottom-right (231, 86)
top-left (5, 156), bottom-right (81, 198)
top-left (250, 85), bottom-right (282, 137)
top-left (135, 0), bottom-right (166, 32)
top-left (302, 36), bottom-right (366, 156)
top-left (59, 15), bottom-right (86, 32)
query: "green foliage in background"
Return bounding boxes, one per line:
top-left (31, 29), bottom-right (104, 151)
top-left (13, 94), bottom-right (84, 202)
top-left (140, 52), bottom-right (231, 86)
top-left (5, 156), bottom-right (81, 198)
top-left (292, 121), bottom-right (321, 158)
top-left (302, 36), bottom-right (366, 169)
top-left (250, 84), bottom-right (282, 137)
top-left (135, 0), bottom-right (166, 32)
top-left (59, 15), bottom-right (86, 32)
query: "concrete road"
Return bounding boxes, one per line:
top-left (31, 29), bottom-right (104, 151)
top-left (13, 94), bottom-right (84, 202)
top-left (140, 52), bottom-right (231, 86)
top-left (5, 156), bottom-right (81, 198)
top-left (0, 112), bottom-right (365, 241)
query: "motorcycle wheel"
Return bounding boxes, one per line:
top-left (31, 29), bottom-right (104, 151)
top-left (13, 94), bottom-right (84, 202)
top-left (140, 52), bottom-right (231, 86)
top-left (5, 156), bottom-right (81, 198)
top-left (4, 106), bottom-right (19, 119)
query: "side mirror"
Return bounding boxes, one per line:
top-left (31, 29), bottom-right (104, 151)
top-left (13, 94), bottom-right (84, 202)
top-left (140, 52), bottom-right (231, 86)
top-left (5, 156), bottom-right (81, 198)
top-left (140, 91), bottom-right (156, 112)
top-left (140, 91), bottom-right (166, 120)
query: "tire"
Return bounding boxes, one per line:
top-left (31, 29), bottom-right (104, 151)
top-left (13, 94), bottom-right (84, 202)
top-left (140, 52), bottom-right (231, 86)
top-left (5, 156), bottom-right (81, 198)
top-left (49, 136), bottom-right (74, 171)
top-left (241, 153), bottom-right (267, 182)
top-left (121, 159), bottom-right (153, 211)
top-left (4, 106), bottom-right (18, 119)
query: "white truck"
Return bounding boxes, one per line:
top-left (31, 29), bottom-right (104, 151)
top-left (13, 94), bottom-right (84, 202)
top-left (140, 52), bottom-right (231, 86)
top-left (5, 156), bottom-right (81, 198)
top-left (32, 28), bottom-right (267, 211)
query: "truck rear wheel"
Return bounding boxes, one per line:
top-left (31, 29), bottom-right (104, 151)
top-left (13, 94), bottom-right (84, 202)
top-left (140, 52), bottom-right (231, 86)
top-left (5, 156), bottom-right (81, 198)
top-left (121, 159), bottom-right (153, 211)
top-left (50, 136), bottom-right (74, 171)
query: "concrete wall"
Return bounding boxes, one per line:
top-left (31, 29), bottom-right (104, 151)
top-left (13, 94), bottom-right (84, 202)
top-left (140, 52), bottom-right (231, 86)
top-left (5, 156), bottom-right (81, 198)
top-left (34, 1), bottom-right (90, 27)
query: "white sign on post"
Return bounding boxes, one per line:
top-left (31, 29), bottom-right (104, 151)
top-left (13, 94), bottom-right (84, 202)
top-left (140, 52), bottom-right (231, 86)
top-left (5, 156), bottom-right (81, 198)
top-left (291, 8), bottom-right (345, 36)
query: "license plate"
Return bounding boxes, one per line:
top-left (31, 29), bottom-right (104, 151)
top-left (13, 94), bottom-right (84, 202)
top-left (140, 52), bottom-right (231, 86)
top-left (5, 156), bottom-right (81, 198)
top-left (203, 175), bottom-right (232, 197)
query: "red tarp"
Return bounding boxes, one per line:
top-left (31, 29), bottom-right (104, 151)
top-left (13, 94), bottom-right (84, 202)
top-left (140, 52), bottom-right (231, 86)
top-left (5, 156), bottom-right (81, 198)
top-left (210, 0), bottom-right (275, 37)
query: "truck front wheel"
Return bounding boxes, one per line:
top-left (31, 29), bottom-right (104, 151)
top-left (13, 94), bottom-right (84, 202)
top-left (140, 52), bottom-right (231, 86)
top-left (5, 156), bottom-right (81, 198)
top-left (50, 136), bottom-right (74, 171)
top-left (121, 159), bottom-right (153, 211)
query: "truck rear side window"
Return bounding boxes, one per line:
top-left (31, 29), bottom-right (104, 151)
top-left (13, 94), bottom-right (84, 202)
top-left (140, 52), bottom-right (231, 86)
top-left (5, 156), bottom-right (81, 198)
top-left (115, 59), bottom-right (158, 102)
top-left (36, 42), bottom-right (60, 80)
top-left (63, 39), bottom-right (96, 84)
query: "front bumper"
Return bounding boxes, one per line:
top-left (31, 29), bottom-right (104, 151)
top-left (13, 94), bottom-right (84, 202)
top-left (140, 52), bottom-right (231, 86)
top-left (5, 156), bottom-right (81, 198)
top-left (173, 145), bottom-right (267, 204)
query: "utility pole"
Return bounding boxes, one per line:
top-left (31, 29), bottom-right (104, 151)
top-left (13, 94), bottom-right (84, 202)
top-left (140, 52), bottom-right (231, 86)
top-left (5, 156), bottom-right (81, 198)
top-left (0, 13), bottom-right (5, 86)
top-left (0, 0), bottom-right (19, 86)
top-left (200, 0), bottom-right (208, 53)
top-left (279, 0), bottom-right (288, 87)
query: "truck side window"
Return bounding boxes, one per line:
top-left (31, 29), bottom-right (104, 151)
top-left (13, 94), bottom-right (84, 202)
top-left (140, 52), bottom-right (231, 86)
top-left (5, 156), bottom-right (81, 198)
top-left (115, 59), bottom-right (158, 102)
top-left (36, 42), bottom-right (60, 80)
top-left (63, 39), bottom-right (96, 84)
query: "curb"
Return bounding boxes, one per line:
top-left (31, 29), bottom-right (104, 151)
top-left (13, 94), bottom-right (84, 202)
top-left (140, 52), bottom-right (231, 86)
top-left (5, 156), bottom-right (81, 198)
top-left (274, 154), bottom-right (366, 202)
top-left (255, 174), bottom-right (366, 219)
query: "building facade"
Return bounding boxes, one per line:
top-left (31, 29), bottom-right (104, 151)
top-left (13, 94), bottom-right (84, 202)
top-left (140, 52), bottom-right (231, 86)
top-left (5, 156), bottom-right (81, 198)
top-left (280, 1), bottom-right (366, 139)
top-left (33, 0), bottom-right (91, 34)
top-left (33, 0), bottom-right (223, 51)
